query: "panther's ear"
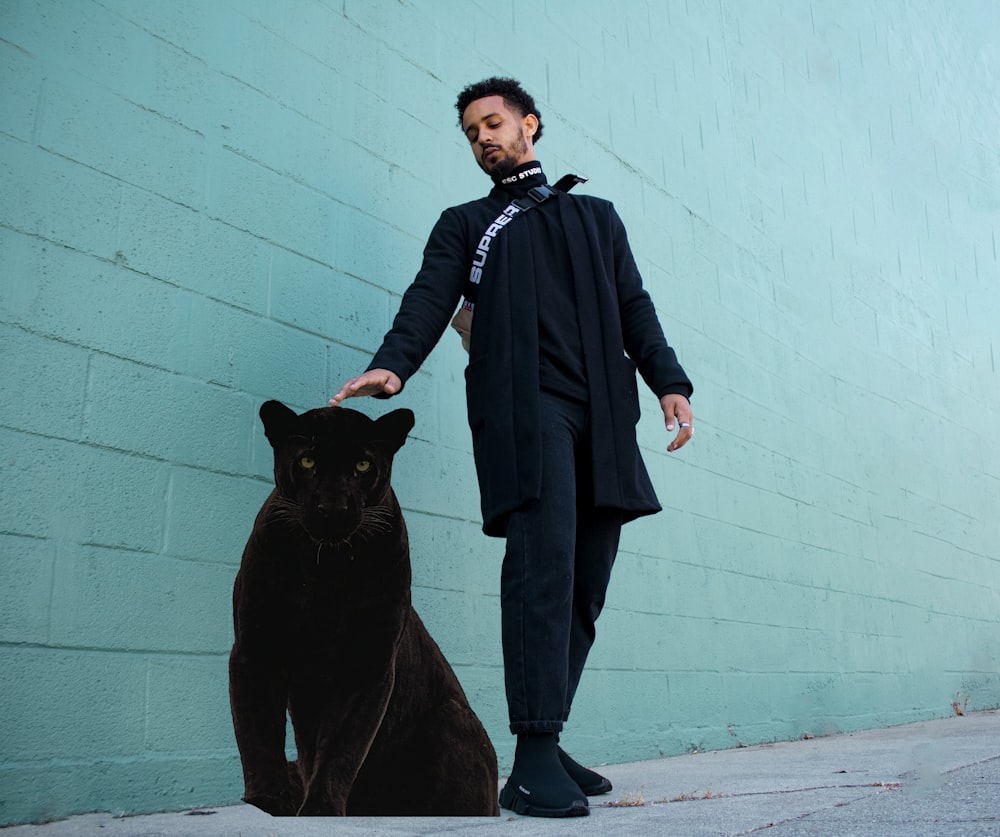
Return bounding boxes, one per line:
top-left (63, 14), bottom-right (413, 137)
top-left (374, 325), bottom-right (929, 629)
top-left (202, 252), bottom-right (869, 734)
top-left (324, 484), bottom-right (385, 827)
top-left (372, 408), bottom-right (415, 455)
top-left (259, 400), bottom-right (299, 447)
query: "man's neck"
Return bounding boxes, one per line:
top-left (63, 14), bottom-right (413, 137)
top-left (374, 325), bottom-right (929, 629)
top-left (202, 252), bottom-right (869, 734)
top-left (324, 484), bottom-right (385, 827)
top-left (498, 162), bottom-right (543, 186)
top-left (492, 160), bottom-right (547, 194)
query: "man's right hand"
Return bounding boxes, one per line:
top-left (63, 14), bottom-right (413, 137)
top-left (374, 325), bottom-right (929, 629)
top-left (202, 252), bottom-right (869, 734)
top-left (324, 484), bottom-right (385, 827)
top-left (329, 369), bottom-right (402, 405)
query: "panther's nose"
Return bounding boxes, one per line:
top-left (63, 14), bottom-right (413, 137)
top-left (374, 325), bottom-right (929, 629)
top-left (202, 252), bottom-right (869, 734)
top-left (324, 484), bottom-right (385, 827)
top-left (315, 498), bottom-right (349, 516)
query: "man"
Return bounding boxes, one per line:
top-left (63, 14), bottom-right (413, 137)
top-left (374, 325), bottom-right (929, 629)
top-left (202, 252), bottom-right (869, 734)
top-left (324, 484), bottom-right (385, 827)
top-left (331, 77), bottom-right (693, 818)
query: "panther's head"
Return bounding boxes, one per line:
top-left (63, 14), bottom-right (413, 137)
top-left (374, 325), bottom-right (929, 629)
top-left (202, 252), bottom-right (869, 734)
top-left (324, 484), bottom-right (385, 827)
top-left (259, 400), bottom-right (414, 546)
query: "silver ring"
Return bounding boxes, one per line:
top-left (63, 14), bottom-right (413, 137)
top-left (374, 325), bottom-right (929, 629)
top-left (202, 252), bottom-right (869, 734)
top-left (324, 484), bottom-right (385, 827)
top-left (679, 422), bottom-right (691, 428)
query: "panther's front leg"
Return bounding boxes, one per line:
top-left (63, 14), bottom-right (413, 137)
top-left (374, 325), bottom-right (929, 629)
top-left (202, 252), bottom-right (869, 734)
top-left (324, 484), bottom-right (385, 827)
top-left (229, 569), bottom-right (300, 822)
top-left (294, 640), bottom-right (400, 815)
top-left (229, 647), bottom-right (298, 815)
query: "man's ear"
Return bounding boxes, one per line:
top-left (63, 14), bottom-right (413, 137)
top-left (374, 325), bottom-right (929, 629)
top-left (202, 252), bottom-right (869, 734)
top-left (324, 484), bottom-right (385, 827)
top-left (523, 112), bottom-right (539, 140)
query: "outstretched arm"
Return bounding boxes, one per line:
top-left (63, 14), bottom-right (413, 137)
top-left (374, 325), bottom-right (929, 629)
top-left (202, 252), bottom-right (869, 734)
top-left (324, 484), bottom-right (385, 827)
top-left (328, 208), bottom-right (469, 405)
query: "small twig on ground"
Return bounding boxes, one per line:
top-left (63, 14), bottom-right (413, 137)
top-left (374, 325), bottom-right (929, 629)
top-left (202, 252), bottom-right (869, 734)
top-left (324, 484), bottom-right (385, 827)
top-left (601, 787), bottom-right (646, 807)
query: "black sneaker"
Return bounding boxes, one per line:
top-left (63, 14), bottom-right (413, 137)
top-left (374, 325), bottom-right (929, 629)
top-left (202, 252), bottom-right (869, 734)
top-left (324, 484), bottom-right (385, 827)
top-left (498, 780), bottom-right (590, 818)
top-left (558, 746), bottom-right (613, 796)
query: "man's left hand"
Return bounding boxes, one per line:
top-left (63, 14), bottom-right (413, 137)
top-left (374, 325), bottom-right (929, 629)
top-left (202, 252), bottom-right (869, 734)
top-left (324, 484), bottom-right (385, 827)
top-left (661, 393), bottom-right (693, 452)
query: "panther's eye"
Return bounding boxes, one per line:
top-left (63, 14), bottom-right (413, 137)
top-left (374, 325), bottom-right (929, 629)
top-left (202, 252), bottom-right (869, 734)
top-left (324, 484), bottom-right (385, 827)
top-left (299, 456), bottom-right (316, 469)
top-left (355, 460), bottom-right (371, 473)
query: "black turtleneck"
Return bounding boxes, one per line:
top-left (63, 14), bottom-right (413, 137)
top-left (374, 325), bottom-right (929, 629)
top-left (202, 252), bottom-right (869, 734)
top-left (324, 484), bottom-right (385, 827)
top-left (493, 162), bottom-right (589, 403)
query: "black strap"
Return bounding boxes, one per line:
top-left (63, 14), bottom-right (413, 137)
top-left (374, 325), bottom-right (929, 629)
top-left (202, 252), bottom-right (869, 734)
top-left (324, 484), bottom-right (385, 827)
top-left (463, 174), bottom-right (587, 306)
top-left (552, 173), bottom-right (588, 193)
top-left (509, 175), bottom-right (588, 211)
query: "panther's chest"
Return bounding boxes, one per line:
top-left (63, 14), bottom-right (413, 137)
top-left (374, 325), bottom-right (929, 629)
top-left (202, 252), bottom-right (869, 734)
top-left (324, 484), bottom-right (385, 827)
top-left (270, 550), bottom-right (408, 635)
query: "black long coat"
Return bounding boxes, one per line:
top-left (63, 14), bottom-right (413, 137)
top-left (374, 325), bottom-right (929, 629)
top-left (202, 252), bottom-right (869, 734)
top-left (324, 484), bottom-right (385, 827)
top-left (369, 168), bottom-right (692, 536)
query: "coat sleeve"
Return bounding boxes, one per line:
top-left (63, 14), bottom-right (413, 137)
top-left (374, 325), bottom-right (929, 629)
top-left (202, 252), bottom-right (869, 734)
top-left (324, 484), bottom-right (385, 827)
top-left (609, 204), bottom-right (694, 400)
top-left (367, 208), bottom-right (469, 393)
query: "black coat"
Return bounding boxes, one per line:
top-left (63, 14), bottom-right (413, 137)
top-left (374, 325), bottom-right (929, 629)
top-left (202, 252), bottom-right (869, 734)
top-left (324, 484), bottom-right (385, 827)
top-left (369, 167), bottom-right (692, 536)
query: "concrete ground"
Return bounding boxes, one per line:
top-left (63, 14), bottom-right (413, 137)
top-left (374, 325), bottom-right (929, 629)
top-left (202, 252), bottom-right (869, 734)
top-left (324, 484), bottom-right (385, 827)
top-left (3, 710), bottom-right (998, 836)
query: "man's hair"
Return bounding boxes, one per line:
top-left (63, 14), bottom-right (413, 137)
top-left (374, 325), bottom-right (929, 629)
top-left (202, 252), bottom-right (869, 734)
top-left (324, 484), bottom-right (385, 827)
top-left (455, 77), bottom-right (544, 143)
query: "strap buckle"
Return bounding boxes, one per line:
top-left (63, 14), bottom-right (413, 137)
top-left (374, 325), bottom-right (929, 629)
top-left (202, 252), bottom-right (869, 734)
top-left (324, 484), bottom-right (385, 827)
top-left (511, 185), bottom-right (555, 212)
top-left (526, 184), bottom-right (556, 203)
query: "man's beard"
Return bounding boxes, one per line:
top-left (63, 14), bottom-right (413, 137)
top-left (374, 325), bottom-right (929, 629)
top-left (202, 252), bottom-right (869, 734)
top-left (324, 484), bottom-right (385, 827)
top-left (481, 131), bottom-right (529, 180)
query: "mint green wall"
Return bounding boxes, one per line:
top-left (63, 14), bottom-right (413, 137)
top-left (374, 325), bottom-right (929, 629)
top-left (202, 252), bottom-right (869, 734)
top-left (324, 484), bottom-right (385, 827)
top-left (1, 0), bottom-right (998, 825)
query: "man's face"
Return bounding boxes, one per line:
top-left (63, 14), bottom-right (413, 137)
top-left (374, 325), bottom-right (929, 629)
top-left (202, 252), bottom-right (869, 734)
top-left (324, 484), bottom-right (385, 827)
top-left (461, 95), bottom-right (538, 179)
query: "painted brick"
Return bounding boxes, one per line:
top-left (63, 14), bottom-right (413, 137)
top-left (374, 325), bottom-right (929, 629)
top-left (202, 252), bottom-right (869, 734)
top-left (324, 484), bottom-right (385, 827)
top-left (93, 0), bottom-right (235, 62)
top-left (378, 164), bottom-right (450, 241)
top-left (0, 43), bottom-right (41, 143)
top-left (163, 467), bottom-right (269, 564)
top-left (605, 551), bottom-right (672, 616)
top-left (431, 361), bottom-right (476, 452)
top-left (4, 0), bottom-right (154, 88)
top-left (0, 534), bottom-right (53, 644)
top-left (104, 7), bottom-right (327, 128)
top-left (0, 231), bottom-right (190, 370)
top-left (451, 662), bottom-right (506, 727)
top-left (0, 428), bottom-right (168, 552)
top-left (243, 1), bottom-right (345, 68)
top-left (0, 138), bottom-right (121, 259)
top-left (381, 56), bottom-right (451, 145)
top-left (180, 297), bottom-right (329, 408)
top-left (82, 354), bottom-right (255, 475)
top-left (116, 188), bottom-right (270, 315)
top-left (0, 753), bottom-right (242, 827)
top-left (37, 75), bottom-right (204, 209)
top-left (236, 27), bottom-right (344, 131)
top-left (667, 671), bottom-right (726, 724)
top-left (412, 586), bottom-right (500, 670)
top-left (618, 476), bottom-right (701, 556)
top-left (48, 547), bottom-right (233, 654)
top-left (0, 324), bottom-right (89, 439)
top-left (144, 656), bottom-right (234, 752)
top-left (331, 203), bottom-right (425, 295)
top-left (205, 146), bottom-right (333, 265)
top-left (406, 512), bottom-right (501, 598)
top-left (391, 436), bottom-right (482, 525)
top-left (206, 75), bottom-right (341, 188)
top-left (0, 647), bottom-right (147, 761)
top-left (270, 250), bottom-right (386, 349)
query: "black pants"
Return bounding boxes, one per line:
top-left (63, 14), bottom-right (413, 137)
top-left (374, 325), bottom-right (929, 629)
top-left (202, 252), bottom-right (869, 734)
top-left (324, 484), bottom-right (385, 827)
top-left (501, 392), bottom-right (623, 735)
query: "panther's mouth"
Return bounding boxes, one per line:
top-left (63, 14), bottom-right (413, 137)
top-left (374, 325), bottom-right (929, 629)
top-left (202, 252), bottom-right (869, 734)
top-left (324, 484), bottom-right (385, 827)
top-left (304, 518), bottom-right (369, 562)
top-left (300, 507), bottom-right (360, 542)
top-left (305, 527), bottom-right (357, 552)
top-left (278, 501), bottom-right (395, 560)
top-left (314, 539), bottom-right (350, 563)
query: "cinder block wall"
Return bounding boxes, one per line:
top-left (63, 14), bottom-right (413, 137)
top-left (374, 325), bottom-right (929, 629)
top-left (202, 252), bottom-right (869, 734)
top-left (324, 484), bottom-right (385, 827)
top-left (1, 0), bottom-right (998, 824)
